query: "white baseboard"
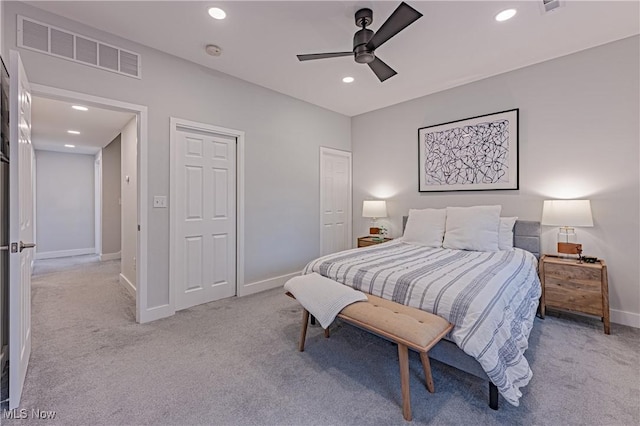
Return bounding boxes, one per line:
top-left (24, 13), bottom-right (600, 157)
top-left (100, 251), bottom-right (121, 261)
top-left (35, 247), bottom-right (96, 260)
top-left (138, 304), bottom-right (174, 324)
top-left (611, 309), bottom-right (640, 329)
top-left (239, 271), bottom-right (301, 297)
top-left (119, 273), bottom-right (136, 297)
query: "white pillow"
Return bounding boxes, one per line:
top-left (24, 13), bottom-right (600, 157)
top-left (402, 208), bottom-right (447, 247)
top-left (443, 205), bottom-right (502, 252)
top-left (499, 217), bottom-right (518, 250)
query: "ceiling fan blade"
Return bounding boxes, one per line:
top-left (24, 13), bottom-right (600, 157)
top-left (368, 57), bottom-right (397, 82)
top-left (366, 2), bottom-right (423, 51)
top-left (296, 52), bottom-right (353, 61)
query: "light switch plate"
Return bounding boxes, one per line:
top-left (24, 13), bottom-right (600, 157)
top-left (153, 196), bottom-right (167, 208)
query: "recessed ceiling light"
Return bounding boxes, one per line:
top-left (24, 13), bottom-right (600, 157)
top-left (64, 144), bottom-right (75, 148)
top-left (67, 130), bottom-right (80, 135)
top-left (342, 76), bottom-right (355, 83)
top-left (495, 9), bottom-right (517, 22)
top-left (72, 105), bottom-right (88, 111)
top-left (208, 7), bottom-right (226, 20)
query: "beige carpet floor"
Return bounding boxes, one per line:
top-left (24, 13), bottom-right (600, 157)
top-left (2, 255), bottom-right (639, 425)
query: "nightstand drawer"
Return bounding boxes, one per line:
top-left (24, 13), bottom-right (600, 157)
top-left (544, 262), bottom-right (602, 291)
top-left (544, 282), bottom-right (603, 316)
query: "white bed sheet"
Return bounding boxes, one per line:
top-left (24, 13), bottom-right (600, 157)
top-left (303, 240), bottom-right (541, 406)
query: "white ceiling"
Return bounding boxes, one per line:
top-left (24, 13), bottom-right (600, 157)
top-left (32, 97), bottom-right (135, 155)
top-left (26, 1), bottom-right (640, 117)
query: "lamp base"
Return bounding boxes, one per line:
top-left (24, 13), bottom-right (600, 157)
top-left (557, 242), bottom-right (581, 255)
top-left (558, 242), bottom-right (583, 263)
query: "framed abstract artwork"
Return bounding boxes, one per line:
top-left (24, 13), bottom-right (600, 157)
top-left (418, 109), bottom-right (519, 192)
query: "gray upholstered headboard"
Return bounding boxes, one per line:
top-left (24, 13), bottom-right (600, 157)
top-left (401, 216), bottom-right (541, 259)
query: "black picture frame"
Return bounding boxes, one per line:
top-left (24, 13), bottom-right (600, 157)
top-left (418, 108), bottom-right (519, 192)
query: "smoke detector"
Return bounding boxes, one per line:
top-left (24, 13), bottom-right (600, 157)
top-left (205, 44), bottom-right (223, 57)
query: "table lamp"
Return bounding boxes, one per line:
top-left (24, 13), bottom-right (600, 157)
top-left (541, 199), bottom-right (593, 260)
top-left (362, 200), bottom-right (387, 239)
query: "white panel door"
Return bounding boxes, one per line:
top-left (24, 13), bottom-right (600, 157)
top-left (9, 51), bottom-right (34, 409)
top-left (320, 147), bottom-right (352, 256)
top-left (175, 128), bottom-right (236, 310)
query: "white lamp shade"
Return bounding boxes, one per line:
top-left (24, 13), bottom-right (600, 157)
top-left (541, 200), bottom-right (593, 227)
top-left (362, 200), bottom-right (387, 218)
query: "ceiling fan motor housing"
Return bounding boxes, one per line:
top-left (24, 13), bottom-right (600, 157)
top-left (353, 28), bottom-right (375, 63)
top-left (353, 8), bottom-right (375, 64)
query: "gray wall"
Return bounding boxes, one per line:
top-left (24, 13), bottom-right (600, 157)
top-left (351, 36), bottom-right (640, 326)
top-left (35, 150), bottom-right (95, 255)
top-left (101, 134), bottom-right (121, 256)
top-left (3, 2), bottom-right (351, 310)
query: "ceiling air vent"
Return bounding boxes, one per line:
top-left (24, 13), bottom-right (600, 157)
top-left (18, 15), bottom-right (141, 79)
top-left (541, 0), bottom-right (563, 13)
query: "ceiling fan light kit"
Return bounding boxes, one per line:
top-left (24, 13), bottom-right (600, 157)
top-left (296, 2), bottom-right (423, 82)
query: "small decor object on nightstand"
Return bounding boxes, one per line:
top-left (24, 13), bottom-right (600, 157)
top-left (539, 255), bottom-right (610, 334)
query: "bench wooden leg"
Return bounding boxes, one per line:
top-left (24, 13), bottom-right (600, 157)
top-left (324, 327), bottom-right (330, 338)
top-left (419, 352), bottom-right (435, 393)
top-left (397, 344), bottom-right (412, 421)
top-left (299, 309), bottom-right (310, 352)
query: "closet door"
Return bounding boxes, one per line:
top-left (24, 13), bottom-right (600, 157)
top-left (174, 127), bottom-right (236, 311)
top-left (320, 147), bottom-right (352, 256)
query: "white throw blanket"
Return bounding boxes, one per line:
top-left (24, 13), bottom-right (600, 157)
top-left (284, 272), bottom-right (368, 329)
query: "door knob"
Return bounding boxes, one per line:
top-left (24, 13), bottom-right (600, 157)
top-left (19, 241), bottom-right (36, 252)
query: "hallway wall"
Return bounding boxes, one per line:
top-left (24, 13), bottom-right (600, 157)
top-left (120, 118), bottom-right (137, 291)
top-left (101, 134), bottom-right (121, 257)
top-left (35, 150), bottom-right (95, 259)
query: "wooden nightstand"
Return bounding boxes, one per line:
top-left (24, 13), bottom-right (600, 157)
top-left (539, 255), bottom-right (610, 334)
top-left (357, 236), bottom-right (393, 248)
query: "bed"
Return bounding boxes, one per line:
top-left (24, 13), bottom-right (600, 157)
top-left (303, 215), bottom-right (541, 409)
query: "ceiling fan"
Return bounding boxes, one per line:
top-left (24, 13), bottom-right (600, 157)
top-left (296, 2), bottom-right (423, 82)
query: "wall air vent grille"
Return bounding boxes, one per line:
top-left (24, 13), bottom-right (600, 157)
top-left (18, 15), bottom-right (141, 79)
top-left (98, 44), bottom-right (119, 71)
top-left (22, 19), bottom-right (48, 51)
top-left (76, 37), bottom-right (98, 65)
top-left (119, 50), bottom-right (140, 76)
top-left (50, 28), bottom-right (74, 59)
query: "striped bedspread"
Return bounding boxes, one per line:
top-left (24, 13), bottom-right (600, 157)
top-left (303, 240), bottom-right (541, 406)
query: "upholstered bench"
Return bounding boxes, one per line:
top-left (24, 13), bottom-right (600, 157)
top-left (292, 293), bottom-right (453, 421)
